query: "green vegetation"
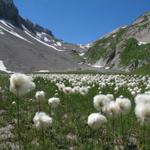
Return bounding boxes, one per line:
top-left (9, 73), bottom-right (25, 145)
top-left (0, 74), bottom-right (150, 149)
top-left (85, 36), bottom-right (111, 63)
top-left (120, 38), bottom-right (150, 65)
top-left (133, 64), bottom-right (150, 75)
top-left (86, 28), bottom-right (127, 63)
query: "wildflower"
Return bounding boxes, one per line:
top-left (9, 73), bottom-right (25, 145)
top-left (87, 113), bottom-right (107, 130)
top-left (105, 101), bottom-right (120, 117)
top-left (116, 97), bottom-right (131, 114)
top-left (48, 97), bottom-right (60, 108)
top-left (135, 103), bottom-right (150, 124)
top-left (93, 94), bottom-right (111, 111)
top-left (12, 101), bottom-right (16, 105)
top-left (106, 94), bottom-right (114, 101)
top-left (33, 112), bottom-right (53, 129)
top-left (79, 87), bottom-right (89, 96)
top-left (135, 94), bottom-right (150, 124)
top-left (9, 73), bottom-right (35, 96)
top-left (63, 87), bottom-right (72, 94)
top-left (135, 94), bottom-right (150, 105)
top-left (35, 91), bottom-right (45, 101)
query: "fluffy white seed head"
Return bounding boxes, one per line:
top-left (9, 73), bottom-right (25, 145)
top-left (63, 87), bottom-right (72, 94)
top-left (93, 94), bottom-right (111, 111)
top-left (135, 103), bottom-right (150, 124)
top-left (105, 101), bottom-right (120, 117)
top-left (106, 94), bottom-right (114, 101)
top-left (79, 87), bottom-right (89, 96)
top-left (48, 97), bottom-right (60, 108)
top-left (33, 112), bottom-right (53, 129)
top-left (87, 113), bottom-right (107, 130)
top-left (35, 91), bottom-right (45, 101)
top-left (116, 97), bottom-right (131, 114)
top-left (135, 94), bottom-right (150, 105)
top-left (10, 73), bottom-right (35, 96)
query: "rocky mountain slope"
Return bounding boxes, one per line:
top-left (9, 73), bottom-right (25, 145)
top-left (0, 0), bottom-right (87, 72)
top-left (85, 12), bottom-right (150, 71)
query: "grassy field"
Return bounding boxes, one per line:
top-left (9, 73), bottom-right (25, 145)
top-left (0, 73), bottom-right (150, 149)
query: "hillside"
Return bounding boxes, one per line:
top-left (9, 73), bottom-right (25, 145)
top-left (0, 0), bottom-right (87, 72)
top-left (85, 12), bottom-right (150, 71)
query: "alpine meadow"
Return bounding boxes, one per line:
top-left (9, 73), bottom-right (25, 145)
top-left (0, 0), bottom-right (150, 149)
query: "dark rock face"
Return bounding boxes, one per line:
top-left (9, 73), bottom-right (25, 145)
top-left (0, 0), bottom-right (54, 37)
top-left (0, 0), bottom-right (19, 24)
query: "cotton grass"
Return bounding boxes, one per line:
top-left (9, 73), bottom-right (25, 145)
top-left (33, 112), bottom-right (53, 129)
top-left (35, 91), bottom-right (45, 101)
top-left (48, 97), bottom-right (60, 108)
top-left (87, 113), bottom-right (107, 130)
top-left (10, 73), bottom-right (35, 96)
top-left (93, 94), bottom-right (111, 111)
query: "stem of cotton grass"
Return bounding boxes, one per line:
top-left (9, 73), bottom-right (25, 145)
top-left (16, 93), bottom-right (21, 148)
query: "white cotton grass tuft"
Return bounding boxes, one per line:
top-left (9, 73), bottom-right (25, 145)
top-left (106, 94), bottom-right (114, 101)
top-left (48, 97), bottom-right (60, 108)
top-left (135, 94), bottom-right (150, 105)
top-left (105, 101), bottom-right (120, 117)
top-left (87, 113), bottom-right (107, 130)
top-left (116, 97), bottom-right (131, 114)
top-left (9, 73), bottom-right (35, 96)
top-left (135, 94), bottom-right (150, 124)
top-left (35, 91), bottom-right (45, 101)
top-left (12, 101), bottom-right (16, 105)
top-left (135, 103), bottom-right (150, 124)
top-left (33, 112), bottom-right (53, 129)
top-left (63, 87), bottom-right (72, 94)
top-left (79, 87), bottom-right (89, 96)
top-left (93, 94), bottom-right (111, 111)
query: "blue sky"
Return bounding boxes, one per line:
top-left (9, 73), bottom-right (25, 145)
top-left (14, 0), bottom-right (150, 44)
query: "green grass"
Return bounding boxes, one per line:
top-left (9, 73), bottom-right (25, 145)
top-left (133, 64), bottom-right (150, 75)
top-left (120, 38), bottom-right (150, 66)
top-left (0, 74), bottom-right (150, 149)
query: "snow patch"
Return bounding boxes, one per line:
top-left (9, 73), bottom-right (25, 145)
top-left (37, 70), bottom-right (50, 73)
top-left (105, 67), bottom-right (110, 70)
top-left (79, 43), bottom-right (92, 49)
top-left (36, 32), bottom-right (52, 43)
top-left (24, 30), bottom-right (65, 52)
top-left (79, 44), bottom-right (85, 49)
top-left (79, 53), bottom-right (85, 56)
top-left (138, 41), bottom-right (147, 46)
top-left (85, 43), bottom-right (92, 48)
top-left (0, 25), bottom-right (32, 44)
top-left (44, 37), bottom-right (51, 42)
top-left (91, 65), bottom-right (103, 68)
top-left (56, 41), bottom-right (62, 47)
top-left (0, 20), bottom-right (13, 30)
top-left (36, 32), bottom-right (43, 38)
top-left (0, 60), bottom-right (11, 73)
